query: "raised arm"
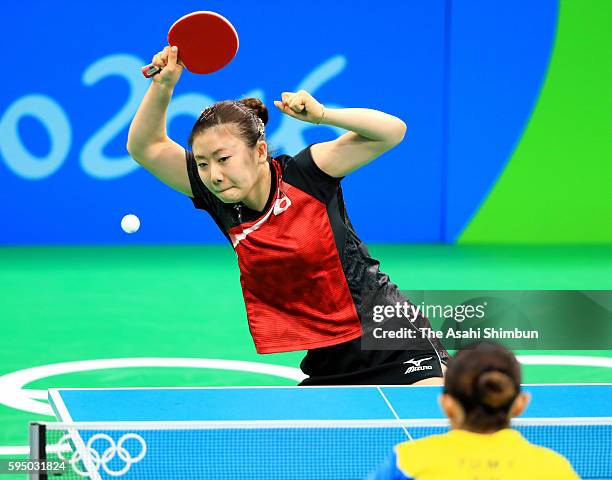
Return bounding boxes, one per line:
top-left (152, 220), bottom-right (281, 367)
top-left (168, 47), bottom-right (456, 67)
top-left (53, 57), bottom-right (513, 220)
top-left (274, 90), bottom-right (407, 178)
top-left (127, 46), bottom-right (192, 196)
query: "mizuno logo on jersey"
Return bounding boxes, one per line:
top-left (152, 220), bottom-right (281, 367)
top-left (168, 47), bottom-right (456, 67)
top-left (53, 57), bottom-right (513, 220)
top-left (403, 357), bottom-right (434, 374)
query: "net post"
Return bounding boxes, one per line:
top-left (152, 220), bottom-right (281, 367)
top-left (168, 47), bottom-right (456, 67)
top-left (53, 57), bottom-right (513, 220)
top-left (29, 422), bottom-right (47, 480)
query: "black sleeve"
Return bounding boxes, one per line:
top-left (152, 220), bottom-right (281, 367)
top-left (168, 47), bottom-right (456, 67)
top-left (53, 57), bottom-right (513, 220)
top-left (283, 145), bottom-right (341, 204)
top-left (185, 149), bottom-right (217, 211)
top-left (184, 149), bottom-right (234, 244)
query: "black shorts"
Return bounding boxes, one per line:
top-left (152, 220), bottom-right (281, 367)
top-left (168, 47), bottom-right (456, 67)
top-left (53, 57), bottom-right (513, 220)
top-left (299, 336), bottom-right (448, 386)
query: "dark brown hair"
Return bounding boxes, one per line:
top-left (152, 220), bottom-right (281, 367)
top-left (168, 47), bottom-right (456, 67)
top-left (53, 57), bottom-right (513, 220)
top-left (444, 341), bottom-right (521, 432)
top-left (188, 98), bottom-right (269, 149)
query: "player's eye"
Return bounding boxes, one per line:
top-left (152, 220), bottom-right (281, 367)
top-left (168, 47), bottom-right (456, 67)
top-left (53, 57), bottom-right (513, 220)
top-left (219, 156), bottom-right (230, 163)
top-left (197, 162), bottom-right (208, 168)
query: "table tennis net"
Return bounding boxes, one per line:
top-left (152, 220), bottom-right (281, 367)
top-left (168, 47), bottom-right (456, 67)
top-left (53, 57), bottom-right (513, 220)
top-left (30, 419), bottom-right (612, 479)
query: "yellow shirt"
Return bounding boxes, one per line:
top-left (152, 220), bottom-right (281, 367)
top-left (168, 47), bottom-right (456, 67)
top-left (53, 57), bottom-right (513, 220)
top-left (369, 429), bottom-right (580, 480)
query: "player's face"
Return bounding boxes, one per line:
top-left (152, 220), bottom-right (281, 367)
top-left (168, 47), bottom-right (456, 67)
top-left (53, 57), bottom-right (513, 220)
top-left (192, 125), bottom-right (266, 204)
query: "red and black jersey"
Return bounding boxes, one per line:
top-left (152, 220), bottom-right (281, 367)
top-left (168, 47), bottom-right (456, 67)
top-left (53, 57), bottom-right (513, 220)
top-left (186, 146), bottom-right (447, 363)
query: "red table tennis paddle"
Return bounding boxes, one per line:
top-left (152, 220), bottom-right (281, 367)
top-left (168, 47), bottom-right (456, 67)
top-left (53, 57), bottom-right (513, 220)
top-left (142, 11), bottom-right (239, 77)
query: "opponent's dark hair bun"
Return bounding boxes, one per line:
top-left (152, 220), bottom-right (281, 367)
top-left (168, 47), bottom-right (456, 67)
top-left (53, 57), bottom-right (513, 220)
top-left (443, 341), bottom-right (522, 431)
top-left (239, 98), bottom-right (269, 125)
top-left (477, 370), bottom-right (517, 408)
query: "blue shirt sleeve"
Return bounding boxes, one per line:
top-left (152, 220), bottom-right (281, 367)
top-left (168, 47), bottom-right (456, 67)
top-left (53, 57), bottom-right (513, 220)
top-left (365, 452), bottom-right (414, 480)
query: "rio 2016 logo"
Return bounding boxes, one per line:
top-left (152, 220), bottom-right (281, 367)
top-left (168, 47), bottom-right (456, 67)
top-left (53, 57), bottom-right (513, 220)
top-left (0, 55), bottom-right (346, 181)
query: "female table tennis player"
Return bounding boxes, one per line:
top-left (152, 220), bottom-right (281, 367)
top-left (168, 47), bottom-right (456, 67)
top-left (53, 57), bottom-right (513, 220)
top-left (127, 45), bottom-right (448, 385)
top-left (367, 342), bottom-right (579, 479)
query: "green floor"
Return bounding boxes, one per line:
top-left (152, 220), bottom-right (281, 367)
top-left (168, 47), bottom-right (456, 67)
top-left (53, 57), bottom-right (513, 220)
top-left (0, 244), bottom-right (611, 460)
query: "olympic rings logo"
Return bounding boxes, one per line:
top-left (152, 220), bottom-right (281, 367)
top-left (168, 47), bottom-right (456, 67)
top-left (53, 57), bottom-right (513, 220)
top-left (57, 432), bottom-right (147, 477)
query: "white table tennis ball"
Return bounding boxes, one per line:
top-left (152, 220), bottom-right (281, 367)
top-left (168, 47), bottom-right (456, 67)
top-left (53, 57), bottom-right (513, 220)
top-left (121, 214), bottom-right (140, 234)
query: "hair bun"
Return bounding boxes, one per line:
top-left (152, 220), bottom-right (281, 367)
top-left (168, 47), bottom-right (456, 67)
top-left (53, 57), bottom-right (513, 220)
top-left (477, 371), bottom-right (516, 408)
top-left (238, 98), bottom-right (269, 126)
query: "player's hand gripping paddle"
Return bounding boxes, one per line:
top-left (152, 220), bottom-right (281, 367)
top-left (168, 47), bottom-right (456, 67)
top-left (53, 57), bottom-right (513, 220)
top-left (141, 11), bottom-right (239, 77)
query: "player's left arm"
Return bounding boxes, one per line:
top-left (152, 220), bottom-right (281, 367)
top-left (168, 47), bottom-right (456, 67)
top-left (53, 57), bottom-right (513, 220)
top-left (274, 90), bottom-right (406, 178)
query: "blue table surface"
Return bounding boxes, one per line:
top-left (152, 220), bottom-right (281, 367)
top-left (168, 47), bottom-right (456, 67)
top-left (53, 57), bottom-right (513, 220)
top-left (49, 384), bottom-right (612, 423)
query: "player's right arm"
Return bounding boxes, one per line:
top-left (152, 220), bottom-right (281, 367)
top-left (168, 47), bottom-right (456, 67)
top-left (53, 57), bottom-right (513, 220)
top-left (127, 46), bottom-right (192, 196)
top-left (366, 451), bottom-right (413, 480)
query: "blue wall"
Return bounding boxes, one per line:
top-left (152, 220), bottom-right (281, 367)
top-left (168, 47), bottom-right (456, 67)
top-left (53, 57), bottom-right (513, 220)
top-left (0, 0), bottom-right (557, 244)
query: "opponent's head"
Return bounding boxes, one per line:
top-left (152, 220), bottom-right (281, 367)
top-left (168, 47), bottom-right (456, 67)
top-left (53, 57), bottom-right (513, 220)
top-left (440, 341), bottom-right (529, 433)
top-left (189, 98), bottom-right (269, 203)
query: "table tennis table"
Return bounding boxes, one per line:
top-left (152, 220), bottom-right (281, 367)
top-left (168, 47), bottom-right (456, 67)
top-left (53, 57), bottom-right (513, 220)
top-left (37, 384), bottom-right (612, 479)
